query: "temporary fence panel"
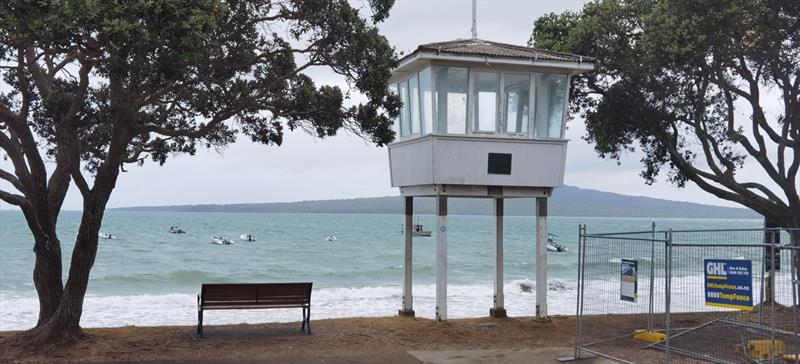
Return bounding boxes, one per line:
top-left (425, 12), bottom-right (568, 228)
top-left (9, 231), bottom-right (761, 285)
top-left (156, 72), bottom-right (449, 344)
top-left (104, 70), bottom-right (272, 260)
top-left (574, 227), bottom-right (799, 364)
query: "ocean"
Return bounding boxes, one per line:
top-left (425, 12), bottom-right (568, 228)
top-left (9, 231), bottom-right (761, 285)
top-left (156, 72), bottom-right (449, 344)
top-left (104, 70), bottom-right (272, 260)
top-left (0, 210), bottom-right (762, 330)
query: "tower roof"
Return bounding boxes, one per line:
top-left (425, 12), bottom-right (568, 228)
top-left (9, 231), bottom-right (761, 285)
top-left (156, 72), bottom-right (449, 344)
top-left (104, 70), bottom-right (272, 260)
top-left (402, 38), bottom-right (594, 64)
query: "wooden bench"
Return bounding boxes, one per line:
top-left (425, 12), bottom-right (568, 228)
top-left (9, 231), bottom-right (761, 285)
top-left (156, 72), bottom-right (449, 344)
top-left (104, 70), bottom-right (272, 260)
top-left (197, 282), bottom-right (313, 337)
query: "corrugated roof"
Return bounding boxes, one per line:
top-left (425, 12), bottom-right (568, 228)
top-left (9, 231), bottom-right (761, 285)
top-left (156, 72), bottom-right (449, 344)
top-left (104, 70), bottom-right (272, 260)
top-left (406, 38), bottom-right (594, 64)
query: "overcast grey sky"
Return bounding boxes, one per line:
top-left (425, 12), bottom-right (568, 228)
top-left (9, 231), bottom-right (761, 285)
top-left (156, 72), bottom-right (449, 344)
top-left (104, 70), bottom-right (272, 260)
top-left (3, 0), bottom-right (770, 211)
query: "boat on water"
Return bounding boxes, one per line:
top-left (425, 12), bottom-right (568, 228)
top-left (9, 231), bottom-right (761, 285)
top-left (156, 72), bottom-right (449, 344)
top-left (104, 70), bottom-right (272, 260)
top-left (412, 224), bottom-right (432, 237)
top-left (98, 232), bottom-right (116, 239)
top-left (547, 233), bottom-right (568, 253)
top-left (240, 234), bottom-right (255, 241)
top-left (325, 235), bottom-right (337, 242)
top-left (402, 217), bottom-right (432, 237)
top-left (169, 226), bottom-right (186, 234)
top-left (210, 236), bottom-right (233, 245)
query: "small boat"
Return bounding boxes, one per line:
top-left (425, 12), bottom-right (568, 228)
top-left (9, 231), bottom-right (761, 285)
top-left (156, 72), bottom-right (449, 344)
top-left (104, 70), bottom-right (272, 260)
top-left (169, 226), bottom-right (186, 234)
top-left (412, 224), bottom-right (432, 237)
top-left (402, 217), bottom-right (431, 237)
top-left (547, 233), bottom-right (569, 253)
top-left (325, 235), bottom-right (337, 242)
top-left (98, 232), bottom-right (116, 239)
top-left (240, 234), bottom-right (255, 241)
top-left (210, 236), bottom-right (233, 245)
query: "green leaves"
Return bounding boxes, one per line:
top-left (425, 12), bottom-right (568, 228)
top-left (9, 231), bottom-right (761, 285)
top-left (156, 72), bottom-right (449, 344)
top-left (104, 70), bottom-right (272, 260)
top-left (2, 0), bottom-right (399, 174)
top-left (530, 0), bottom-right (800, 224)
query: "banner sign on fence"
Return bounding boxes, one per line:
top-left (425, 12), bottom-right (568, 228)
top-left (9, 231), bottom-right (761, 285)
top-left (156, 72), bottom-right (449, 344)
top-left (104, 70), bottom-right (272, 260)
top-left (704, 259), bottom-right (753, 311)
top-left (620, 259), bottom-right (638, 302)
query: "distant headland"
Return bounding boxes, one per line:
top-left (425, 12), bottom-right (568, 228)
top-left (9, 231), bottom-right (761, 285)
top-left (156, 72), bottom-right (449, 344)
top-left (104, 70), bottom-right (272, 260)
top-left (113, 185), bottom-right (758, 219)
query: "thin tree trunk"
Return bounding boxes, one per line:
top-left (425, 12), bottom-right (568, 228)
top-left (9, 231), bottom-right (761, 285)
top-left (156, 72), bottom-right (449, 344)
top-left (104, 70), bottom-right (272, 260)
top-left (16, 206), bottom-right (64, 328)
top-left (31, 235), bottom-right (63, 327)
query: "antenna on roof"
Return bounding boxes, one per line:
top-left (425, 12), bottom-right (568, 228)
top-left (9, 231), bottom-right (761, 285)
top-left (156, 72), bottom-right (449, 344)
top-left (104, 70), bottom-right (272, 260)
top-left (471, 0), bottom-right (477, 39)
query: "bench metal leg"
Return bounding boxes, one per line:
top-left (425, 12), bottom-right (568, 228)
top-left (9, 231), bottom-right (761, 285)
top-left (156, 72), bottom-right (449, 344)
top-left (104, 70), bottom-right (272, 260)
top-left (306, 306), bottom-right (312, 335)
top-left (301, 307), bottom-right (306, 332)
top-left (197, 309), bottom-right (204, 338)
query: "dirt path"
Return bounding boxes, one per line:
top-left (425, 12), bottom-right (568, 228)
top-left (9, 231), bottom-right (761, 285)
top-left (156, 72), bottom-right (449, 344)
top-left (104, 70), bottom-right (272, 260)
top-left (0, 315), bottom-right (578, 363)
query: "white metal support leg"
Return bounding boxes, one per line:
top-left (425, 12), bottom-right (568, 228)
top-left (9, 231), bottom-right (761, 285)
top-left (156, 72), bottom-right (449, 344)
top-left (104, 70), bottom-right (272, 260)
top-left (536, 197), bottom-right (549, 320)
top-left (436, 195), bottom-right (448, 322)
top-left (400, 196), bottom-right (415, 317)
top-left (491, 198), bottom-right (507, 318)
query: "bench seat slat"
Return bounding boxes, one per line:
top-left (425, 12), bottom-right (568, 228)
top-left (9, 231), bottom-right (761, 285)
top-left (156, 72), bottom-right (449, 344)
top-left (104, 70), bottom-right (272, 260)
top-left (202, 304), bottom-right (308, 310)
top-left (200, 282), bottom-right (312, 309)
top-left (203, 300), bottom-right (310, 305)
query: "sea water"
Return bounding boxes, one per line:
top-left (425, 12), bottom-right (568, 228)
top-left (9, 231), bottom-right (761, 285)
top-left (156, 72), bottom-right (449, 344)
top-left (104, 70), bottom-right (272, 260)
top-left (0, 210), bottom-right (760, 330)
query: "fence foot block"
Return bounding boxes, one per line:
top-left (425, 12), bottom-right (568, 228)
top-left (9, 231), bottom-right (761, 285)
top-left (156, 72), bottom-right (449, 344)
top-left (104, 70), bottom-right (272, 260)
top-left (557, 354), bottom-right (597, 362)
top-left (633, 330), bottom-right (666, 343)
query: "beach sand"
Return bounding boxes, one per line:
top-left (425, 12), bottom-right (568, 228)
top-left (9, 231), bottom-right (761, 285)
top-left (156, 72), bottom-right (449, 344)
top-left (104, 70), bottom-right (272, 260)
top-left (1, 315), bottom-right (583, 363)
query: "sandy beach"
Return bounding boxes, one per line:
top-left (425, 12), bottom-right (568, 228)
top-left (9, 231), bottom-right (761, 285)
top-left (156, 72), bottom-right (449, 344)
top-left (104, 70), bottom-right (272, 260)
top-left (0, 315), bottom-right (583, 363)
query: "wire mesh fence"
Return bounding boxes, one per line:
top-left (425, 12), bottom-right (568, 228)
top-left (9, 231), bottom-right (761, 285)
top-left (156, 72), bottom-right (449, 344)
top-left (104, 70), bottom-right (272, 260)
top-left (573, 226), bottom-right (799, 364)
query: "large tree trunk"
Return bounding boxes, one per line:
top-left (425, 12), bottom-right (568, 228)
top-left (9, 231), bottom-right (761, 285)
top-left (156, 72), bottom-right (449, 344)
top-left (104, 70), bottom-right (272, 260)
top-left (24, 190), bottom-right (113, 345)
top-left (20, 92), bottom-right (130, 345)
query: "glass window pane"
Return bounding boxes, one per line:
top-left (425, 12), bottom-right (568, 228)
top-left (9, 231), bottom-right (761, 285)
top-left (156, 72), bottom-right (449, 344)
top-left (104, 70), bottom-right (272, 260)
top-left (534, 74), bottom-right (568, 138)
top-left (409, 75), bottom-right (421, 134)
top-left (388, 83), bottom-right (399, 136)
top-left (472, 72), bottom-right (500, 132)
top-left (504, 74), bottom-right (530, 134)
top-left (435, 67), bottom-right (468, 134)
top-left (399, 80), bottom-right (411, 137)
top-left (419, 68), bottom-right (433, 134)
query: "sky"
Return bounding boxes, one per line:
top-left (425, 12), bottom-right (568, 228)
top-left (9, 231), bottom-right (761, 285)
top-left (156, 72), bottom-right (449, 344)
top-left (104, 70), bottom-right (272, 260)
top-left (1, 0), bottom-right (772, 211)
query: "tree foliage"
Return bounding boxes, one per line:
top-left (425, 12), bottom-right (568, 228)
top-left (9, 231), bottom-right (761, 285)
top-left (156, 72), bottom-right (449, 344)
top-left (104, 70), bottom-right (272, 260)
top-left (0, 0), bottom-right (398, 344)
top-left (531, 0), bottom-right (799, 227)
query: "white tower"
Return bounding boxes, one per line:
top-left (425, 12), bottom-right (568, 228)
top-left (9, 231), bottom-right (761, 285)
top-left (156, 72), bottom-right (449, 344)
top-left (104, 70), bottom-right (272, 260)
top-left (388, 38), bottom-right (594, 321)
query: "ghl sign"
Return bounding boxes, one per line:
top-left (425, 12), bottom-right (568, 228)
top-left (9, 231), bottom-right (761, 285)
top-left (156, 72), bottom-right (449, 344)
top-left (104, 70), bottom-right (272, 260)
top-left (704, 259), bottom-right (753, 311)
top-left (706, 261), bottom-right (727, 276)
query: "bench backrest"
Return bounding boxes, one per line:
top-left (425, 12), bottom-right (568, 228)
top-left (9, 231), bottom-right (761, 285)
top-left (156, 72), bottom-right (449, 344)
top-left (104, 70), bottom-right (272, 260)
top-left (201, 282), bottom-right (312, 307)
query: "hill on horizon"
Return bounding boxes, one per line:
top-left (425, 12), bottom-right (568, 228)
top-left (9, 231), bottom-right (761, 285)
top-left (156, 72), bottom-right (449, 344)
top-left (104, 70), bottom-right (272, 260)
top-left (114, 185), bottom-right (759, 219)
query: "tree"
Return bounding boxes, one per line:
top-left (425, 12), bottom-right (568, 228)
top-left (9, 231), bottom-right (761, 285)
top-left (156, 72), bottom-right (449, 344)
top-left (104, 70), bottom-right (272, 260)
top-left (530, 0), bottom-right (799, 228)
top-left (0, 0), bottom-right (399, 344)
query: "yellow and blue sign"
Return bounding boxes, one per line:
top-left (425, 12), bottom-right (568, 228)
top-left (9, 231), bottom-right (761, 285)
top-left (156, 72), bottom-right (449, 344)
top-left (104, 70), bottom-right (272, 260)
top-left (704, 259), bottom-right (753, 311)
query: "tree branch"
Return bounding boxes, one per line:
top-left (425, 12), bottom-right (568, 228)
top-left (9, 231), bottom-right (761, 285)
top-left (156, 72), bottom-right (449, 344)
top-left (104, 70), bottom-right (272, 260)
top-left (656, 127), bottom-right (786, 220)
top-left (16, 47), bottom-right (32, 122)
top-left (0, 189), bottom-right (30, 207)
top-left (0, 130), bottom-right (33, 188)
top-left (71, 165), bottom-right (90, 197)
top-left (740, 182), bottom-right (786, 205)
top-left (735, 56), bottom-right (796, 147)
top-left (140, 111), bottom-right (234, 138)
top-left (24, 46), bottom-right (51, 98)
top-left (721, 89), bottom-right (789, 193)
top-left (61, 60), bottom-right (92, 126)
top-left (0, 168), bottom-right (25, 193)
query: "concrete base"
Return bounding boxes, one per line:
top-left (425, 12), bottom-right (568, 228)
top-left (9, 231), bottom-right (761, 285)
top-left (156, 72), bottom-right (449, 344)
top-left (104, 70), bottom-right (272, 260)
top-left (398, 309), bottom-right (416, 317)
top-left (410, 348), bottom-right (615, 364)
top-left (489, 308), bottom-right (507, 318)
top-left (557, 353), bottom-right (599, 362)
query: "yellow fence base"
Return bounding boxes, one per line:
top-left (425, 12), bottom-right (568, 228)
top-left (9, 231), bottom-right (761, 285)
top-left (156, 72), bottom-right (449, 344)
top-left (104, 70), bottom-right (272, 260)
top-left (745, 339), bottom-right (784, 360)
top-left (633, 330), bottom-right (666, 343)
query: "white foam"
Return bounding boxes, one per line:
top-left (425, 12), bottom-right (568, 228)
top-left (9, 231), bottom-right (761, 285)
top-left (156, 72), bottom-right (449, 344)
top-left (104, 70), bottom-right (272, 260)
top-left (0, 280), bottom-right (575, 330)
top-left (3, 274), bottom-right (790, 331)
